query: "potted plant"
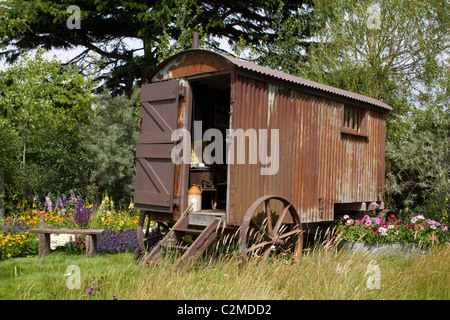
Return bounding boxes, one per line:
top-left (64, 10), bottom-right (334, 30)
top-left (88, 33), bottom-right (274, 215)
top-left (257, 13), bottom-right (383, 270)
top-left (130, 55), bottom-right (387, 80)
top-left (336, 213), bottom-right (449, 256)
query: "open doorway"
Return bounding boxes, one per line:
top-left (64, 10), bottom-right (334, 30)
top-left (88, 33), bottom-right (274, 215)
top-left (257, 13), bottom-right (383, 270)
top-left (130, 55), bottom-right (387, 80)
top-left (189, 74), bottom-right (231, 212)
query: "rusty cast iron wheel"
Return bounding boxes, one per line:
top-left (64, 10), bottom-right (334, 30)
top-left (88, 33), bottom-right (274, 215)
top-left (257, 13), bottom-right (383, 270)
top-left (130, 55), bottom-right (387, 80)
top-left (137, 211), bottom-right (167, 253)
top-left (239, 195), bottom-right (303, 263)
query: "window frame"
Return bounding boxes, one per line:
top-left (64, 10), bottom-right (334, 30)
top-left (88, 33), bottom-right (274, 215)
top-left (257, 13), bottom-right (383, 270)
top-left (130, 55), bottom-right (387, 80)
top-left (340, 105), bottom-right (368, 138)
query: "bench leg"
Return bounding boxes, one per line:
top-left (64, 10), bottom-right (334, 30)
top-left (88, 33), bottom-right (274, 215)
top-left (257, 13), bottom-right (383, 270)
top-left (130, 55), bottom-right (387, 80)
top-left (39, 233), bottom-right (51, 258)
top-left (85, 235), bottom-right (98, 258)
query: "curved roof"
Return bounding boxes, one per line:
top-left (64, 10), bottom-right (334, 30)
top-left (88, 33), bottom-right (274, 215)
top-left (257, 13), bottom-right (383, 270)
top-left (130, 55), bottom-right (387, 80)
top-left (150, 49), bottom-right (392, 111)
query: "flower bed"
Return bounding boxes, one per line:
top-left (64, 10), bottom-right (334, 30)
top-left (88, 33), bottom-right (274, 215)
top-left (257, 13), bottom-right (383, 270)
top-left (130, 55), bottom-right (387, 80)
top-left (0, 194), bottom-right (143, 259)
top-left (336, 213), bottom-right (449, 247)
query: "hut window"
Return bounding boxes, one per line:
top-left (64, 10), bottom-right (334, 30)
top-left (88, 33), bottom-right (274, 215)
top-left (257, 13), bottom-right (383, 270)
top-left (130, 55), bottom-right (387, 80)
top-left (343, 106), bottom-right (360, 131)
top-left (341, 106), bottom-right (368, 137)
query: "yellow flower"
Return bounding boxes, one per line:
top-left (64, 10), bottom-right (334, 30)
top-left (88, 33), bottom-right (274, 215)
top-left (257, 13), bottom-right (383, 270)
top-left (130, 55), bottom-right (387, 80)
top-left (7, 253), bottom-right (11, 257)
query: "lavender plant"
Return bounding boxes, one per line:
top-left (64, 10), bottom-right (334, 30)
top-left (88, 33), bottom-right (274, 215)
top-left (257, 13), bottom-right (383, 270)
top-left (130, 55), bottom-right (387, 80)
top-left (0, 220), bottom-right (30, 235)
top-left (98, 228), bottom-right (162, 254)
top-left (73, 205), bottom-right (96, 229)
top-left (98, 229), bottom-right (140, 253)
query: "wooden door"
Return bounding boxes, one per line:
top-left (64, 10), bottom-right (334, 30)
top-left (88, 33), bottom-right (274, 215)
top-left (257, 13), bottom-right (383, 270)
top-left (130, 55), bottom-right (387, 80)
top-left (134, 80), bottom-right (179, 213)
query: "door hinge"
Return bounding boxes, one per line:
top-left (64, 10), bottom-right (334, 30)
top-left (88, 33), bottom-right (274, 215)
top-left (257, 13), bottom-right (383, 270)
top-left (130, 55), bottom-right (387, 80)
top-left (179, 88), bottom-right (186, 101)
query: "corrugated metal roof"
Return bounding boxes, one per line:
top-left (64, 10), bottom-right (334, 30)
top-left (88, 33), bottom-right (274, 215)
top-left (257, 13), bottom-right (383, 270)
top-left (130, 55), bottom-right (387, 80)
top-left (151, 49), bottom-right (392, 111)
top-left (216, 50), bottom-right (392, 111)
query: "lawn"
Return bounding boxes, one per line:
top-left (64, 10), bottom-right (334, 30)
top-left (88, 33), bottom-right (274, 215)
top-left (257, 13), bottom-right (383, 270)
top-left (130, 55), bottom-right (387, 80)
top-left (1, 242), bottom-right (448, 300)
top-left (1, 196), bottom-right (449, 300)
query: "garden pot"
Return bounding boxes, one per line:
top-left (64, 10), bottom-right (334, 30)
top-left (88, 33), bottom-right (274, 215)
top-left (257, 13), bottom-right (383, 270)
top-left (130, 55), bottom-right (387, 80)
top-left (340, 241), bottom-right (428, 258)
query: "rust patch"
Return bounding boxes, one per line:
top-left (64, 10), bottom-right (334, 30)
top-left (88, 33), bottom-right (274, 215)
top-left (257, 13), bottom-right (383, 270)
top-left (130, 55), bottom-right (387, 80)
top-left (153, 52), bottom-right (232, 81)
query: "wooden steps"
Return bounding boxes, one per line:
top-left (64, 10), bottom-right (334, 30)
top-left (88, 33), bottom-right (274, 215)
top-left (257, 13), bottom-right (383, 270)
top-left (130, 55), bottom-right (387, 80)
top-left (143, 206), bottom-right (222, 268)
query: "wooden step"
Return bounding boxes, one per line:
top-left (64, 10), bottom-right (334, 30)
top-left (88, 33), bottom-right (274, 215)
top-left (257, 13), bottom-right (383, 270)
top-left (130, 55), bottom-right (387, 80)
top-left (173, 227), bottom-right (203, 234)
top-left (175, 218), bottom-right (221, 268)
top-left (143, 203), bottom-right (221, 268)
top-left (161, 244), bottom-right (189, 250)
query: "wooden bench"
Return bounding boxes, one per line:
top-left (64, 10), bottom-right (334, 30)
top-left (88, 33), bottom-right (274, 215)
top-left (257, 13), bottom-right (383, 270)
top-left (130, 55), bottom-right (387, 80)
top-left (29, 229), bottom-right (105, 258)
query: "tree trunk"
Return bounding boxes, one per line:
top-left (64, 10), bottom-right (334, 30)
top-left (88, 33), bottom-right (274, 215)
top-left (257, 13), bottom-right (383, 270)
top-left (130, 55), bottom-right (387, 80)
top-left (22, 121), bottom-right (29, 168)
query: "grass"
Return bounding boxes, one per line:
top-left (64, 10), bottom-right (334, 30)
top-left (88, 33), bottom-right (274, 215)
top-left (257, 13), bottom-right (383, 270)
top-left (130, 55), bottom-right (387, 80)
top-left (1, 239), bottom-right (448, 300)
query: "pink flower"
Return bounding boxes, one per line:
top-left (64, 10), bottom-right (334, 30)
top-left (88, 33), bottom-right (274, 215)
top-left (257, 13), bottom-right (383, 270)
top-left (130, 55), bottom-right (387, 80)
top-left (365, 220), bottom-right (372, 226)
top-left (375, 217), bottom-right (382, 225)
top-left (418, 223), bottom-right (424, 230)
top-left (430, 235), bottom-right (436, 241)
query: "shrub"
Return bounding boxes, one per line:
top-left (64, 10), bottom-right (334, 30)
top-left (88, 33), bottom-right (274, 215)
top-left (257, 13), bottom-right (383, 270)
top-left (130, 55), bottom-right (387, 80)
top-left (0, 219), bottom-right (38, 259)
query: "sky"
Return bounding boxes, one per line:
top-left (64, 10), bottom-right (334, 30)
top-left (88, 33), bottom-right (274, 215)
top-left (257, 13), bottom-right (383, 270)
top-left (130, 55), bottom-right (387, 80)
top-left (0, 36), bottom-right (234, 72)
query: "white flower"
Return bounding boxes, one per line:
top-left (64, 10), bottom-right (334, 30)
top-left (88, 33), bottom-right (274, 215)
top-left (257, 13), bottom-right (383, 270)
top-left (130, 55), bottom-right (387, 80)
top-left (343, 215), bottom-right (350, 220)
top-left (346, 219), bottom-right (354, 226)
top-left (50, 233), bottom-right (75, 250)
top-left (411, 217), bottom-right (417, 223)
top-left (379, 227), bottom-right (388, 236)
top-left (388, 225), bottom-right (394, 229)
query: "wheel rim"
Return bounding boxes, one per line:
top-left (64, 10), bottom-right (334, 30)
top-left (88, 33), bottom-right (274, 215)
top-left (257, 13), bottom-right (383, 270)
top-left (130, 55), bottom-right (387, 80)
top-left (239, 195), bottom-right (303, 263)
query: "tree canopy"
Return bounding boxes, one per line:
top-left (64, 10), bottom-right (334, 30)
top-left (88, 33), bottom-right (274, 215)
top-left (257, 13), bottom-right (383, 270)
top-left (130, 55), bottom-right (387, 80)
top-left (0, 49), bottom-right (94, 208)
top-left (0, 0), bottom-right (312, 95)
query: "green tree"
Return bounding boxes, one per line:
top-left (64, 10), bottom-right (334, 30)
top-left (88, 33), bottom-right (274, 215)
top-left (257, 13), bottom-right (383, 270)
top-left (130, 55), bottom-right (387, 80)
top-left (0, 49), bottom-right (94, 210)
top-left (81, 88), bottom-right (140, 206)
top-left (243, 0), bottom-right (449, 218)
top-left (0, 0), bottom-right (310, 95)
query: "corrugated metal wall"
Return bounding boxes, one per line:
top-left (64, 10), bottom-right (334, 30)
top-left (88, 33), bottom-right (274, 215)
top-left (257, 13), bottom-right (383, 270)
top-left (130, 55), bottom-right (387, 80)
top-left (228, 75), bottom-right (386, 226)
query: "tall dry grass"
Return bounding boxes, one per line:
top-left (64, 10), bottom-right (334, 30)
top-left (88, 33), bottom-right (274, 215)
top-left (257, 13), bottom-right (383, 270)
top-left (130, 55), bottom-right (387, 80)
top-left (2, 229), bottom-right (448, 300)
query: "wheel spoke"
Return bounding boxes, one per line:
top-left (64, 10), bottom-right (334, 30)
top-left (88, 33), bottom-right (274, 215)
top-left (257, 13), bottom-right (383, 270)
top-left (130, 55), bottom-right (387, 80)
top-left (261, 245), bottom-right (273, 263)
top-left (278, 229), bottom-right (301, 240)
top-left (265, 199), bottom-right (273, 237)
top-left (250, 218), bottom-right (272, 241)
top-left (273, 204), bottom-right (291, 235)
top-left (144, 213), bottom-right (151, 238)
top-left (245, 241), bottom-right (272, 254)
